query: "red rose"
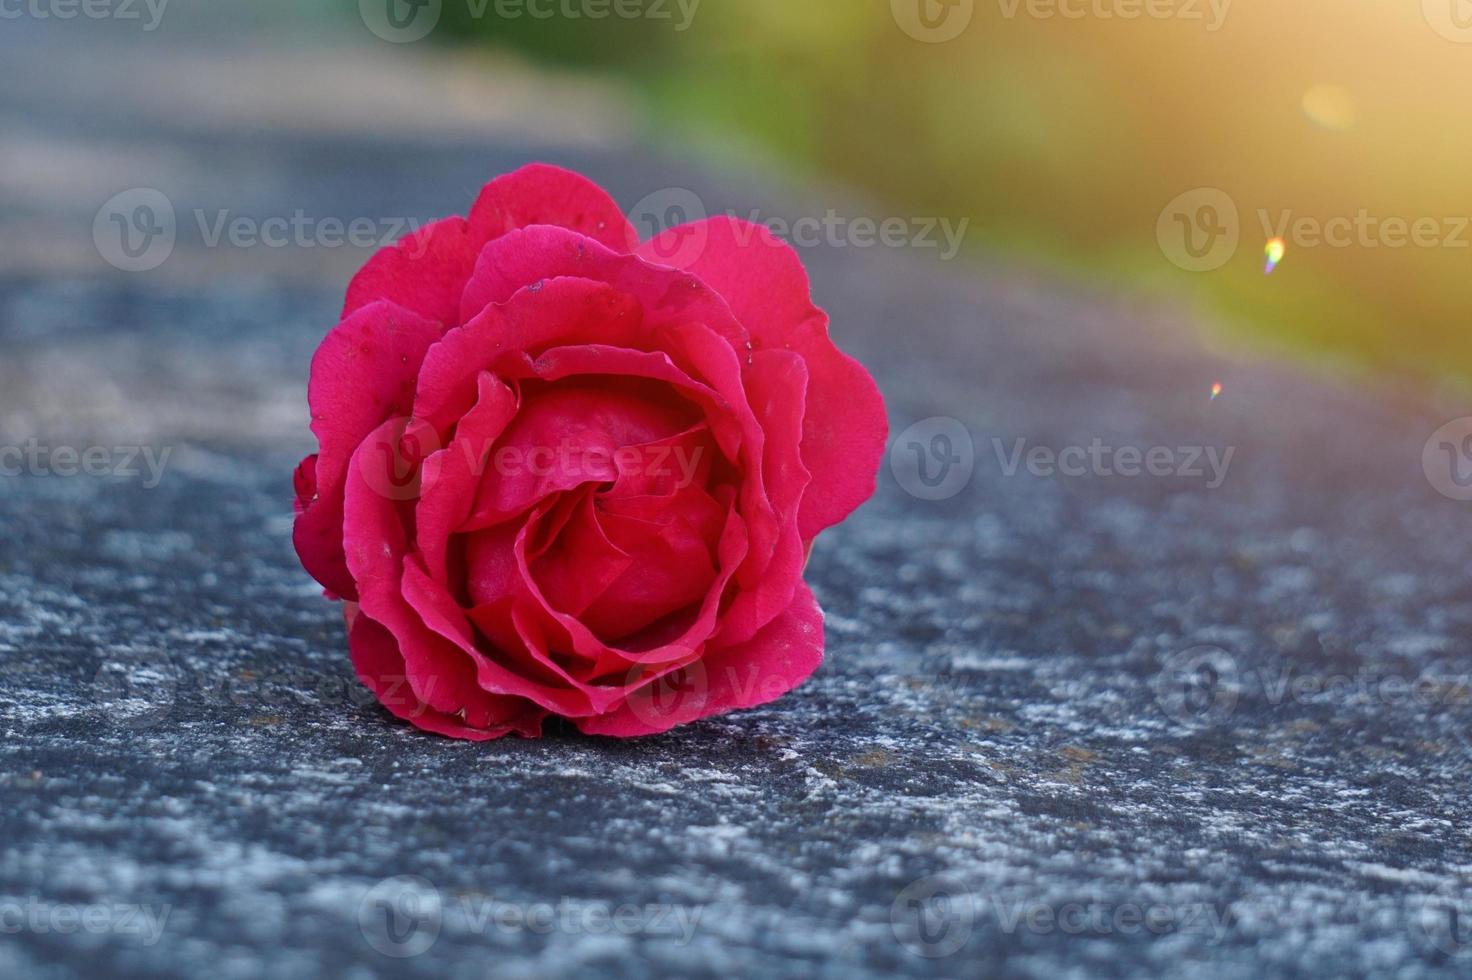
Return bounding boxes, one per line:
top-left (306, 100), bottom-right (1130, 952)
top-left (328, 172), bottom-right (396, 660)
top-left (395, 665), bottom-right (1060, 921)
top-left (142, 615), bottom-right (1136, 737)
top-left (292, 165), bottom-right (887, 739)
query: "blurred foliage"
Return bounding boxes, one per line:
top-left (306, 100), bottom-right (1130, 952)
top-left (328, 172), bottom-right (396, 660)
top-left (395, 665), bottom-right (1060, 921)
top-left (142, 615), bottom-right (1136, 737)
top-left (436, 0), bottom-right (1472, 382)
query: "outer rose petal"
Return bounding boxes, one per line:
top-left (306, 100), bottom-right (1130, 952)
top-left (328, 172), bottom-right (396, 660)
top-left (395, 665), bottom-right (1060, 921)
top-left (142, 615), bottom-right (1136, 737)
top-left (456, 225), bottom-right (749, 353)
top-left (293, 454), bottom-right (318, 516)
top-left (294, 301), bottom-right (445, 600)
top-left (576, 581), bottom-right (825, 737)
top-left (420, 278), bottom-right (644, 441)
top-left (349, 613), bottom-right (541, 740)
top-left (715, 349), bottom-right (810, 645)
top-left (347, 414), bottom-right (571, 721)
top-left (637, 216), bottom-right (888, 540)
top-left (343, 418), bottom-right (530, 721)
top-left (468, 163), bottom-right (637, 254)
top-left (342, 216), bottom-right (476, 328)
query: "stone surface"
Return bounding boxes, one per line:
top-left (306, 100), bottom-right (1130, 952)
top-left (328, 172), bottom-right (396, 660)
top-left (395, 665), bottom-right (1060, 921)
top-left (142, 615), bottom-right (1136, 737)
top-left (2, 19), bottom-right (1471, 980)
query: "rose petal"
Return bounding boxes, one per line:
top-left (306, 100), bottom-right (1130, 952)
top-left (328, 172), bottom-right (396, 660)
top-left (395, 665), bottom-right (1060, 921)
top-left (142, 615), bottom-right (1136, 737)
top-left (449, 378), bottom-right (691, 532)
top-left (576, 484), bottom-right (726, 640)
top-left (293, 454), bottom-right (318, 516)
top-left (576, 581), bottom-right (825, 737)
top-left (467, 163), bottom-right (637, 255)
top-left (414, 371), bottom-right (519, 585)
top-left (528, 491), bottom-right (633, 618)
top-left (419, 278), bottom-right (643, 441)
top-left (348, 613), bottom-right (541, 740)
top-left (403, 551), bottom-right (612, 717)
top-left (295, 301), bottom-right (445, 600)
top-left (637, 216), bottom-right (887, 539)
top-left (343, 417), bottom-right (525, 722)
top-left (489, 343), bottom-right (743, 462)
top-left (715, 349), bottom-right (810, 644)
top-left (457, 225), bottom-right (747, 351)
top-left (512, 493), bottom-right (749, 677)
top-left (342, 216), bottom-right (476, 329)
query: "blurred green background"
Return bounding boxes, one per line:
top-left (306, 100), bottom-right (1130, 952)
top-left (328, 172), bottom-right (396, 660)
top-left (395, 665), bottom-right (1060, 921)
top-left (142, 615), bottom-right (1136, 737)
top-left (409, 0), bottom-right (1472, 383)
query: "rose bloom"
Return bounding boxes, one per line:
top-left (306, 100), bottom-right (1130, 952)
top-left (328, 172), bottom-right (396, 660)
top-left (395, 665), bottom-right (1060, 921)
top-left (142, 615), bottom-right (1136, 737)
top-left (293, 165), bottom-right (886, 738)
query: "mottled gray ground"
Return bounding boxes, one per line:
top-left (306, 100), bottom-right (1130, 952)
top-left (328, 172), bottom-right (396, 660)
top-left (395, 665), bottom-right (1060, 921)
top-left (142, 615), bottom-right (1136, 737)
top-left (2, 17), bottom-right (1471, 980)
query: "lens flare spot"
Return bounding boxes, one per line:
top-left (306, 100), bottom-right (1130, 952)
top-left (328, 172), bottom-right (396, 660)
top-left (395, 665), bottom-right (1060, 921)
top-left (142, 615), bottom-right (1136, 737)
top-left (1302, 84), bottom-right (1358, 131)
top-left (1264, 237), bottom-right (1286, 275)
